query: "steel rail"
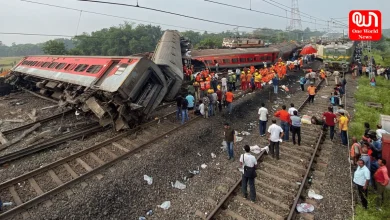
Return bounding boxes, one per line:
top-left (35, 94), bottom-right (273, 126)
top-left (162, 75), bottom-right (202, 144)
top-left (0, 111), bottom-right (195, 219)
top-left (286, 131), bottom-right (324, 219)
top-left (206, 79), bottom-right (325, 220)
top-left (2, 110), bottom-right (73, 135)
top-left (0, 123), bottom-right (102, 165)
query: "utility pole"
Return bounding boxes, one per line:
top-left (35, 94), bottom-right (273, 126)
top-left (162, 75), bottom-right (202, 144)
top-left (288, 0), bottom-right (302, 31)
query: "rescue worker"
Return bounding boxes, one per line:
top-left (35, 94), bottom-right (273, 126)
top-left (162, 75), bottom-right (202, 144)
top-left (333, 70), bottom-right (340, 85)
top-left (320, 69), bottom-right (328, 86)
top-left (225, 89), bottom-right (234, 114)
top-left (193, 80), bottom-right (200, 101)
top-left (255, 71), bottom-right (262, 89)
top-left (240, 72), bottom-right (247, 91)
top-left (199, 79), bottom-right (206, 99)
top-left (246, 71), bottom-right (253, 91)
top-left (307, 82), bottom-right (316, 104)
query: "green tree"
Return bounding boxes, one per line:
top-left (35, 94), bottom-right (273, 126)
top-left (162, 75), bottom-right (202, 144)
top-left (42, 40), bottom-right (67, 55)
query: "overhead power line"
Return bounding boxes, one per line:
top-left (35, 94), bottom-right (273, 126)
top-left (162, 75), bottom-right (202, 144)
top-left (266, 0), bottom-right (329, 23)
top-left (203, 0), bottom-right (329, 27)
top-left (78, 0), bottom-right (263, 30)
top-left (20, 0), bottom-right (218, 33)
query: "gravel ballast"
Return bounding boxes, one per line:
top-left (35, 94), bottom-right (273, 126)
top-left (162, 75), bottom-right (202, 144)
top-left (9, 69), bottom-right (309, 220)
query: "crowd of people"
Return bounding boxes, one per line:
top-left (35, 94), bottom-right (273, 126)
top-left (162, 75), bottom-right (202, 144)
top-left (351, 122), bottom-right (389, 210)
top-left (176, 58), bottom-right (294, 123)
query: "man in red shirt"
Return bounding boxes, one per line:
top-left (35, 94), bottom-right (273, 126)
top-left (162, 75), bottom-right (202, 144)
top-left (374, 158), bottom-right (389, 210)
top-left (322, 107), bottom-right (337, 141)
top-left (274, 105), bottom-right (290, 141)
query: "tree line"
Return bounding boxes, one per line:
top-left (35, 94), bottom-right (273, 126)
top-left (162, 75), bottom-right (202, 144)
top-left (0, 22), bottom-right (333, 57)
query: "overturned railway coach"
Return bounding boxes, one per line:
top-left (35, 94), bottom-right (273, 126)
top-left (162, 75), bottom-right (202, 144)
top-left (7, 56), bottom-right (168, 130)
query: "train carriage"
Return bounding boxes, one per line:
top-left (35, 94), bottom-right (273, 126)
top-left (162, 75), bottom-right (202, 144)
top-left (8, 55), bottom-right (168, 130)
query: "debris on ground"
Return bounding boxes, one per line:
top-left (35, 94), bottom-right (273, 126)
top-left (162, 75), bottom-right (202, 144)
top-left (0, 132), bottom-right (9, 145)
top-left (157, 201), bottom-right (171, 210)
top-left (211, 153), bottom-right (216, 158)
top-left (308, 189), bottom-right (323, 200)
top-left (4, 119), bottom-right (25, 123)
top-left (301, 115), bottom-right (312, 124)
top-left (0, 123), bottom-right (41, 151)
top-left (171, 180), bottom-right (186, 190)
top-left (249, 145), bottom-right (262, 154)
top-left (236, 136), bottom-right (243, 142)
top-left (200, 164), bottom-right (207, 169)
top-left (297, 203), bottom-right (314, 213)
top-left (25, 130), bottom-right (52, 145)
top-left (143, 175), bottom-right (153, 185)
top-left (241, 131), bottom-right (250, 136)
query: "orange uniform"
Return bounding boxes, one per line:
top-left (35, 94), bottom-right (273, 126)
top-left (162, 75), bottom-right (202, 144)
top-left (225, 91), bottom-right (234, 103)
top-left (307, 86), bottom-right (316, 95)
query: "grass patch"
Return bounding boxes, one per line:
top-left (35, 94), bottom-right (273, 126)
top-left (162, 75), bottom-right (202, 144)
top-left (0, 57), bottom-right (22, 69)
top-left (349, 77), bottom-right (390, 138)
top-left (351, 76), bottom-right (390, 219)
top-left (354, 190), bottom-right (390, 220)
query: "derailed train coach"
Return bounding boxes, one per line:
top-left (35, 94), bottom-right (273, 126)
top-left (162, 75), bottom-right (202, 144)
top-left (7, 56), bottom-right (169, 130)
top-left (6, 30), bottom-right (187, 130)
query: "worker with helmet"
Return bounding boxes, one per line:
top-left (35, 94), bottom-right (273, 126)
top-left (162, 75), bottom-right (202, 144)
top-left (320, 69), bottom-right (328, 86)
top-left (254, 71), bottom-right (262, 89)
top-left (240, 72), bottom-right (247, 91)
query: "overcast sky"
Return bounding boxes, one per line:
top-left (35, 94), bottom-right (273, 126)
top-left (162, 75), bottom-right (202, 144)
top-left (1, 0), bottom-right (389, 45)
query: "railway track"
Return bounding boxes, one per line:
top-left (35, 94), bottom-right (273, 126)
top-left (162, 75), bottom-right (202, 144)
top-left (0, 111), bottom-right (200, 219)
top-left (206, 79), bottom-right (340, 220)
top-left (1, 110), bottom-right (73, 136)
top-left (0, 122), bottom-right (103, 165)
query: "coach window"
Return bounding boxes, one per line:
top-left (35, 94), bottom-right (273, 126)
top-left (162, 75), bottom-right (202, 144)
top-left (232, 58), bottom-right (238, 63)
top-left (266, 56), bottom-right (271, 61)
top-left (48, 62), bottom-right (59, 69)
top-left (41, 62), bottom-right (50, 68)
top-left (204, 60), bottom-right (212, 64)
top-left (65, 63), bottom-right (77, 71)
top-left (86, 65), bottom-right (103, 74)
top-left (74, 64), bottom-right (89, 72)
top-left (223, 59), bottom-right (230, 63)
top-left (114, 64), bottom-right (128, 75)
top-left (247, 57), bottom-right (253, 62)
top-left (240, 58), bottom-right (246, 62)
top-left (55, 63), bottom-right (67, 70)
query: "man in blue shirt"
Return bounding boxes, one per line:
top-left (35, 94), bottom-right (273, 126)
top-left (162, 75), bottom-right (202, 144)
top-left (353, 159), bottom-right (370, 209)
top-left (185, 93), bottom-right (195, 114)
top-left (299, 76), bottom-right (306, 91)
top-left (272, 75), bottom-right (279, 94)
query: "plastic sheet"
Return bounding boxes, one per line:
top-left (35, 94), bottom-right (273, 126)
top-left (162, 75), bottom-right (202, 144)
top-left (171, 180), bottom-right (186, 190)
top-left (158, 201), bottom-right (171, 210)
top-left (296, 203), bottom-right (314, 213)
top-left (308, 189), bottom-right (323, 200)
top-left (143, 175), bottom-right (153, 185)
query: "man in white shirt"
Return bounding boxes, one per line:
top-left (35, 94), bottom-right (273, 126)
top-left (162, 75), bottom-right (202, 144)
top-left (240, 145), bottom-right (257, 202)
top-left (221, 76), bottom-right (227, 92)
top-left (258, 103), bottom-right (269, 137)
top-left (215, 62), bottom-right (219, 72)
top-left (267, 119), bottom-right (284, 160)
top-left (353, 159), bottom-right (370, 209)
top-left (288, 103), bottom-right (298, 116)
top-left (199, 101), bottom-right (205, 117)
top-left (333, 71), bottom-right (340, 85)
top-left (235, 68), bottom-right (241, 81)
top-left (376, 124), bottom-right (389, 139)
